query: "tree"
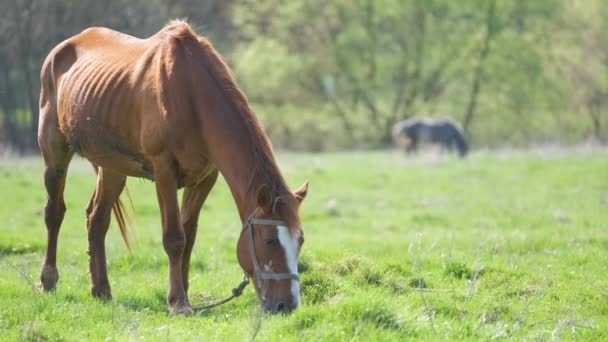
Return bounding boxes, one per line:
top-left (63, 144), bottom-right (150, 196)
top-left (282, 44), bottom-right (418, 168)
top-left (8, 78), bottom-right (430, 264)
top-left (549, 0), bottom-right (608, 143)
top-left (234, 0), bottom-right (481, 146)
top-left (462, 0), bottom-right (496, 137)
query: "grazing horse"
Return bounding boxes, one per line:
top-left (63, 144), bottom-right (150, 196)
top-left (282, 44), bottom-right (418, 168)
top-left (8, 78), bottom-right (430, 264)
top-left (392, 117), bottom-right (469, 157)
top-left (38, 20), bottom-right (308, 314)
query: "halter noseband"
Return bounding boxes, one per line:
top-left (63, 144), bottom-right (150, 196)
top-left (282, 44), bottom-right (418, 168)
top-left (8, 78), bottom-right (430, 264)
top-left (243, 213), bottom-right (300, 284)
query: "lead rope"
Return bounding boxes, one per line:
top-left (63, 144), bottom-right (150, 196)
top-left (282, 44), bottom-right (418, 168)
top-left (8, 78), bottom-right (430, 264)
top-left (191, 216), bottom-right (256, 312)
top-left (192, 274), bottom-right (250, 311)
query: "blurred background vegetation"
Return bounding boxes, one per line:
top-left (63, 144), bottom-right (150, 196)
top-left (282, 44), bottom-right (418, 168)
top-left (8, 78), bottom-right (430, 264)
top-left (0, 0), bottom-right (606, 152)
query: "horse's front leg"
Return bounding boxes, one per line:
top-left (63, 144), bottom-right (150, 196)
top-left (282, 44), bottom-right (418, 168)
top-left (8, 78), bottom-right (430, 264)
top-left (180, 170), bottom-right (219, 294)
top-left (153, 155), bottom-right (191, 315)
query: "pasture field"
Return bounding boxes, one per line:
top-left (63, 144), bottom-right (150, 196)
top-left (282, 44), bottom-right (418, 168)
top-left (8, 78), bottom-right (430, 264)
top-left (0, 149), bottom-right (607, 341)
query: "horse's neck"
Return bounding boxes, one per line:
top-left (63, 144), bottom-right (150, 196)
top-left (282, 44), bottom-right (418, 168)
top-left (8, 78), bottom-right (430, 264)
top-left (200, 109), bottom-right (285, 222)
top-left (219, 150), bottom-right (287, 222)
top-left (217, 153), bottom-right (263, 221)
top-left (184, 52), bottom-right (287, 222)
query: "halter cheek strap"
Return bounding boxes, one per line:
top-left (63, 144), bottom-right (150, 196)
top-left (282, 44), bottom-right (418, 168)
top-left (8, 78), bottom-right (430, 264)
top-left (244, 216), bottom-right (300, 283)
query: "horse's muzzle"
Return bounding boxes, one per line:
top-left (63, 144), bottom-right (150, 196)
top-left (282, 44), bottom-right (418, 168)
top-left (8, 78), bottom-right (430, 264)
top-left (263, 298), bottom-right (298, 314)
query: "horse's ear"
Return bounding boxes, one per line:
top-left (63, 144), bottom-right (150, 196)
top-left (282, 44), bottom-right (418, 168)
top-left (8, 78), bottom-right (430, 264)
top-left (294, 181), bottom-right (309, 204)
top-left (256, 184), bottom-right (273, 213)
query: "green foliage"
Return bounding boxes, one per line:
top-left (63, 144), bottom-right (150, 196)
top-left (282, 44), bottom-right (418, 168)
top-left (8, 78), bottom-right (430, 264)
top-left (1, 0), bottom-right (607, 151)
top-left (300, 269), bottom-right (338, 304)
top-left (444, 261), bottom-right (471, 279)
top-left (232, 0), bottom-right (607, 149)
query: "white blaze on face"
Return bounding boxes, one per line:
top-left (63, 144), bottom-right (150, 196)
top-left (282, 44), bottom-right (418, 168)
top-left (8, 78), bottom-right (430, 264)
top-left (277, 225), bottom-right (301, 306)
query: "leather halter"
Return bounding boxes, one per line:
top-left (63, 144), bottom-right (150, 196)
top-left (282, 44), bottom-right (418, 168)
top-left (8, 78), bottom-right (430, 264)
top-left (243, 212), bottom-right (300, 284)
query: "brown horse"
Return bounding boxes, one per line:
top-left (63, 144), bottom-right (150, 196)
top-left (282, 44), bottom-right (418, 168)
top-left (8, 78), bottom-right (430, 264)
top-left (38, 20), bottom-right (308, 314)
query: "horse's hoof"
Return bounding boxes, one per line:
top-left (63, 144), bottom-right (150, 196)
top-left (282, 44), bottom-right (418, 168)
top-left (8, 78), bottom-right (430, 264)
top-left (91, 287), bottom-right (112, 301)
top-left (169, 303), bottom-right (194, 316)
top-left (39, 265), bottom-right (59, 291)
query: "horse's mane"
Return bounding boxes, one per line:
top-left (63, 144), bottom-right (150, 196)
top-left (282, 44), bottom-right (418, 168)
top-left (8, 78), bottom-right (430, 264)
top-left (161, 20), bottom-right (290, 197)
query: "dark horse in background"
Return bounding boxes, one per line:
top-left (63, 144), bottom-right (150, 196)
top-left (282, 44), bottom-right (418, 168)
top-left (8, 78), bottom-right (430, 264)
top-left (392, 118), bottom-right (469, 157)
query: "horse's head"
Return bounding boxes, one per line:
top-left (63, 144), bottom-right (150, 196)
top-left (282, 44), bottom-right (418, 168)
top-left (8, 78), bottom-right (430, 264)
top-left (237, 182), bottom-right (308, 314)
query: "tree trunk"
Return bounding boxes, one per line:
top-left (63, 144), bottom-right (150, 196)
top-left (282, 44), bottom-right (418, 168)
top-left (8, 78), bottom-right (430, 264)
top-left (462, 0), bottom-right (496, 138)
top-left (589, 109), bottom-right (605, 144)
top-left (11, 0), bottom-right (39, 151)
top-left (0, 55), bottom-right (25, 152)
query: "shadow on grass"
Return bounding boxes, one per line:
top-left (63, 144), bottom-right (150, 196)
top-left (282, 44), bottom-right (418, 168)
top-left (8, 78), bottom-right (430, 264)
top-left (0, 242), bottom-right (43, 258)
top-left (291, 299), bottom-right (418, 338)
top-left (114, 289), bottom-right (168, 313)
top-left (299, 254), bottom-right (442, 300)
top-left (112, 290), bottom-right (252, 317)
top-left (21, 322), bottom-right (67, 342)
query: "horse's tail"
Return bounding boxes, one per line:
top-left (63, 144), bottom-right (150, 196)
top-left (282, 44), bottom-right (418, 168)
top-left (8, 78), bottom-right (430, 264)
top-left (91, 164), bottom-right (132, 250)
top-left (112, 186), bottom-right (132, 251)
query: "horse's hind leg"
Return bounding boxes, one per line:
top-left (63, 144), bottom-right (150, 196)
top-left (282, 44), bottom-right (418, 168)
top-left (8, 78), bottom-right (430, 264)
top-left (86, 167), bottom-right (126, 299)
top-left (38, 111), bottom-right (73, 291)
top-left (180, 170), bottom-right (218, 294)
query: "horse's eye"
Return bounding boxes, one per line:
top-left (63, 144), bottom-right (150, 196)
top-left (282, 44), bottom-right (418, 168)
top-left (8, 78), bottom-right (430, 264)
top-left (264, 238), bottom-right (280, 247)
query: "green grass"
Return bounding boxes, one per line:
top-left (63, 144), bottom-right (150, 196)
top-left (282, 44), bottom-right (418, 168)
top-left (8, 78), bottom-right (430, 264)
top-left (1, 149), bottom-right (607, 341)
